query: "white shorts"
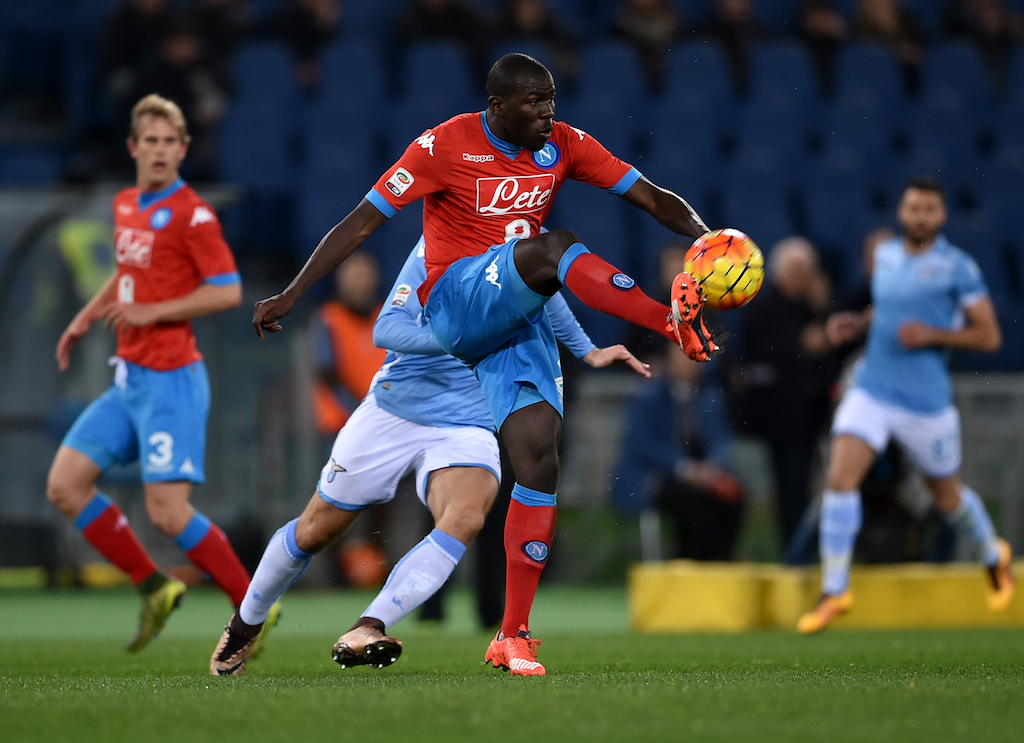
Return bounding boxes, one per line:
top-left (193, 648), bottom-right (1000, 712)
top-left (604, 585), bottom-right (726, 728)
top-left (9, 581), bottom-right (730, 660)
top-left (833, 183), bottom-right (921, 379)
top-left (316, 393), bottom-right (501, 510)
top-left (831, 387), bottom-right (961, 479)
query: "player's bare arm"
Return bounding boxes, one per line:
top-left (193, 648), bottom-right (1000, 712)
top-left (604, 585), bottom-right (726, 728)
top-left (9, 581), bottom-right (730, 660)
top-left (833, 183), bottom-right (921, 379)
top-left (619, 176), bottom-right (710, 239)
top-left (56, 272), bottom-right (120, 371)
top-left (103, 282), bottom-right (242, 332)
top-left (253, 199), bottom-right (387, 338)
top-left (897, 297), bottom-right (1002, 352)
top-left (582, 345), bottom-right (652, 378)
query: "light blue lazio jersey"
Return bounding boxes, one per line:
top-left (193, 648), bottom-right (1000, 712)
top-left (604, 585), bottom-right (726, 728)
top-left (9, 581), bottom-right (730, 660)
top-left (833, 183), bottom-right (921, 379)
top-left (369, 237), bottom-right (596, 430)
top-left (854, 235), bottom-right (988, 413)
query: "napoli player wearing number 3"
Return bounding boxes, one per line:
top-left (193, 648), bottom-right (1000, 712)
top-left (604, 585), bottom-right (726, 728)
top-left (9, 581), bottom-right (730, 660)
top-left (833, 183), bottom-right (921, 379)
top-left (797, 178), bottom-right (1015, 634)
top-left (253, 53), bottom-right (717, 675)
top-left (47, 95), bottom-right (256, 653)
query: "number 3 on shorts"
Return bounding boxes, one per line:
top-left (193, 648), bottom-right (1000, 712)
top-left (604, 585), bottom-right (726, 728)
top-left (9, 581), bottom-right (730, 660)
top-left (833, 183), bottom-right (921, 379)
top-left (148, 431), bottom-right (174, 468)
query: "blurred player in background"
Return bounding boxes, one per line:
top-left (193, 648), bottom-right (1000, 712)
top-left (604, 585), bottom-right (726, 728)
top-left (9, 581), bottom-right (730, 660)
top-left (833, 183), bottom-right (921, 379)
top-left (797, 178), bottom-right (1014, 633)
top-left (47, 94), bottom-right (257, 652)
top-left (211, 236), bottom-right (648, 675)
top-left (251, 53), bottom-right (714, 675)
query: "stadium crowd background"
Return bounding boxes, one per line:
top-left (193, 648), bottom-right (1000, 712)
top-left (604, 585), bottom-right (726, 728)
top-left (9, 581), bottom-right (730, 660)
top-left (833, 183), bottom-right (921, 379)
top-left (2, 0), bottom-right (1024, 586)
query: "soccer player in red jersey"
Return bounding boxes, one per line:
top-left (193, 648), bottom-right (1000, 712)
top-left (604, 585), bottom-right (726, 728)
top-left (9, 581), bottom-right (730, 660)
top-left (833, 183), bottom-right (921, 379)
top-left (47, 95), bottom-right (260, 652)
top-left (252, 54), bottom-right (715, 674)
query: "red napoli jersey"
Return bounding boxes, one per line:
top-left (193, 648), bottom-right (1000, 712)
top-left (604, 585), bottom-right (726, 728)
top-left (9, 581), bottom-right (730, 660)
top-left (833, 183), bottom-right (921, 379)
top-left (112, 180), bottom-right (240, 370)
top-left (369, 113), bottom-right (636, 303)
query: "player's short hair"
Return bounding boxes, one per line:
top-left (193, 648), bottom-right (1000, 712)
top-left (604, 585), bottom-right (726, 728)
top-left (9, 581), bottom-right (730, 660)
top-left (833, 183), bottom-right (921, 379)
top-left (129, 94), bottom-right (191, 144)
top-left (486, 53), bottom-right (553, 98)
top-left (902, 176), bottom-right (945, 203)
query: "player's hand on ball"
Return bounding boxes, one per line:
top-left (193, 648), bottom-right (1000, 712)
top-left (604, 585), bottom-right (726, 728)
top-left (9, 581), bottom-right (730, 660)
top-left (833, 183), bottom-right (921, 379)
top-left (252, 294), bottom-right (295, 339)
top-left (583, 345), bottom-right (651, 378)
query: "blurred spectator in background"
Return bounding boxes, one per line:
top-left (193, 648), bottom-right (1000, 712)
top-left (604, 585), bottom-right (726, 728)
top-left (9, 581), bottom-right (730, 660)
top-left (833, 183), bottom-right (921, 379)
top-left (943, 0), bottom-right (1024, 83)
top-left (614, 0), bottom-right (686, 91)
top-left (613, 344), bottom-right (744, 561)
top-left (191, 0), bottom-right (255, 84)
top-left (100, 0), bottom-right (174, 165)
top-left (396, 0), bottom-right (493, 75)
top-left (798, 0), bottom-right (850, 95)
top-left (735, 237), bottom-right (834, 555)
top-left (852, 0), bottom-right (925, 91)
top-left (134, 18), bottom-right (229, 181)
top-left (700, 0), bottom-right (769, 95)
top-left (266, 0), bottom-right (342, 89)
top-left (624, 241), bottom-right (690, 359)
top-left (311, 253), bottom-right (386, 438)
top-left (496, 0), bottom-right (579, 84)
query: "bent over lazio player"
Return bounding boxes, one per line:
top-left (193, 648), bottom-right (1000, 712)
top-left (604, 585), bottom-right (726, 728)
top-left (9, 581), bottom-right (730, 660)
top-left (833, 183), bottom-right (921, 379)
top-left (797, 178), bottom-right (1014, 633)
top-left (253, 53), bottom-right (715, 675)
top-left (47, 94), bottom-right (254, 653)
top-left (211, 237), bottom-right (648, 675)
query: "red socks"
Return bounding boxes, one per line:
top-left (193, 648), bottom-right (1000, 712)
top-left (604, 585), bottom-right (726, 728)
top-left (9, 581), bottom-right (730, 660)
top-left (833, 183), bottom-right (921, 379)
top-left (501, 495), bottom-right (557, 638)
top-left (562, 250), bottom-right (674, 340)
top-left (176, 515), bottom-right (250, 607)
top-left (75, 494), bottom-right (159, 585)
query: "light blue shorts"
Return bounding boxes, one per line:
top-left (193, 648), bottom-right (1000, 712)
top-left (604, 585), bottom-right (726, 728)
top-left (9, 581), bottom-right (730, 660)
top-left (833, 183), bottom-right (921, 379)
top-left (62, 360), bottom-right (209, 483)
top-left (424, 240), bottom-right (563, 428)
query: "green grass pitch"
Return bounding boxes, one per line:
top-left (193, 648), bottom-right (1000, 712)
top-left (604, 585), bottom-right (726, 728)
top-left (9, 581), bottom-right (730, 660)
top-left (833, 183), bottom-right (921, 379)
top-left (1, 586), bottom-right (1021, 743)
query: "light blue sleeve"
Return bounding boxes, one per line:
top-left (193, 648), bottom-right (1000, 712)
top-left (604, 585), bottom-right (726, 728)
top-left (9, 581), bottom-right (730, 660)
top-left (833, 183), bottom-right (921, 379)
top-left (546, 292), bottom-right (596, 359)
top-left (373, 237), bottom-right (446, 356)
top-left (954, 250), bottom-right (989, 307)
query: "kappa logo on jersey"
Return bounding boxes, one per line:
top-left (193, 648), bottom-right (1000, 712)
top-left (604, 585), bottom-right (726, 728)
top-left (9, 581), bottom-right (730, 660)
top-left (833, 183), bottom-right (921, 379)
top-left (391, 284), bottom-right (412, 306)
top-left (415, 132), bottom-right (435, 156)
top-left (531, 141), bottom-right (561, 169)
top-left (115, 227), bottom-right (155, 268)
top-left (571, 126), bottom-right (586, 141)
top-left (150, 207), bottom-right (172, 230)
top-left (190, 205), bottom-right (217, 227)
top-left (462, 153), bottom-right (495, 163)
top-left (522, 540), bottom-right (549, 563)
top-left (486, 257), bottom-right (502, 289)
top-left (477, 174), bottom-right (555, 216)
top-left (386, 167), bottom-right (415, 197)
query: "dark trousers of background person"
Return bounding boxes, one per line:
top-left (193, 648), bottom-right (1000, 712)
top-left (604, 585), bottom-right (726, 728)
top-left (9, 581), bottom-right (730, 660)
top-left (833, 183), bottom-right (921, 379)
top-left (419, 443), bottom-right (511, 629)
top-left (657, 477), bottom-right (744, 561)
top-left (767, 436), bottom-right (817, 559)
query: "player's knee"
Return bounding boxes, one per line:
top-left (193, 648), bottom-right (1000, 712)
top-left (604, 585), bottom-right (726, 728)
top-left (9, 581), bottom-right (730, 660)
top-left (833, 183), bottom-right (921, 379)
top-left (514, 449), bottom-right (559, 493)
top-left (46, 468), bottom-right (88, 517)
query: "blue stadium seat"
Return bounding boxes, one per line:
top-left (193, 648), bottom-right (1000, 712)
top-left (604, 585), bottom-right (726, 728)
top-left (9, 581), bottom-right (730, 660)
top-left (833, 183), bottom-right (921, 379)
top-left (311, 41), bottom-right (387, 137)
top-left (906, 98), bottom-right (982, 174)
top-left (919, 42), bottom-right (996, 123)
top-left (363, 202), bottom-right (426, 290)
top-left (802, 187), bottom-right (880, 290)
top-left (574, 42), bottom-right (648, 120)
top-left (945, 209), bottom-right (1014, 299)
top-left (489, 40), bottom-right (558, 73)
top-left (0, 147), bottom-right (61, 186)
top-left (832, 43), bottom-right (907, 113)
top-left (218, 100), bottom-right (294, 192)
top-left (231, 41), bottom-right (299, 109)
top-left (747, 42), bottom-right (820, 114)
top-left (819, 100), bottom-right (897, 174)
top-left (730, 103), bottom-right (812, 188)
top-left (718, 186), bottom-right (795, 259)
top-left (658, 41), bottom-right (735, 128)
top-left (342, 0), bottom-right (406, 44)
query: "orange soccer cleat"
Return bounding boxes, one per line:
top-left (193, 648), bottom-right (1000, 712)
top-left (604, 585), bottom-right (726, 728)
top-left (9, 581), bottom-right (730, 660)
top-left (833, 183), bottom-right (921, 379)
top-left (668, 271), bottom-right (718, 362)
top-left (484, 625), bottom-right (546, 676)
top-left (986, 538), bottom-right (1015, 612)
top-left (796, 591), bottom-right (854, 634)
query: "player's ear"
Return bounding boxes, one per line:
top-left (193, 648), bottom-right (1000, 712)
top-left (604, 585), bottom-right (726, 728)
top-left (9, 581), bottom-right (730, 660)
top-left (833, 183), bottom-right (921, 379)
top-left (487, 95), bottom-right (504, 116)
top-left (127, 137), bottom-right (137, 159)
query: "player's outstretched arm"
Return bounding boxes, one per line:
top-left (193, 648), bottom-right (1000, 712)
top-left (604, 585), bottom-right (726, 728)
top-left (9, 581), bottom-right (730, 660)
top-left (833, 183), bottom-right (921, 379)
top-left (898, 297), bottom-right (1002, 352)
top-left (56, 272), bottom-right (119, 371)
top-left (253, 200), bottom-right (388, 338)
top-left (618, 176), bottom-right (710, 239)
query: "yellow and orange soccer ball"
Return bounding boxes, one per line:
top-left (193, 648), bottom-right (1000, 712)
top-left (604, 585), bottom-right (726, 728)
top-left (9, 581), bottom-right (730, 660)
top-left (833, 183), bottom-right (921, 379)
top-left (684, 228), bottom-right (764, 310)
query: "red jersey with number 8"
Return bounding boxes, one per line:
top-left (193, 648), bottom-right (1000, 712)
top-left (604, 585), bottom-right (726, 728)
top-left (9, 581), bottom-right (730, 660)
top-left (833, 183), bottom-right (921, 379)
top-left (112, 182), bottom-right (239, 370)
top-left (369, 113), bottom-right (634, 304)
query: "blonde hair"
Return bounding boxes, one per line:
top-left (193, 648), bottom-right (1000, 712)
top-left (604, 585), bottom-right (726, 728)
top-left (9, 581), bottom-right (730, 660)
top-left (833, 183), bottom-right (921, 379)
top-left (129, 94), bottom-right (191, 144)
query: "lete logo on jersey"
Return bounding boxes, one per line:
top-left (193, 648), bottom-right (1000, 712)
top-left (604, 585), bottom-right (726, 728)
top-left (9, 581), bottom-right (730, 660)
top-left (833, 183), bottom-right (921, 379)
top-left (115, 227), bottom-right (154, 268)
top-left (386, 167), bottom-right (415, 197)
top-left (476, 174), bottom-right (555, 215)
